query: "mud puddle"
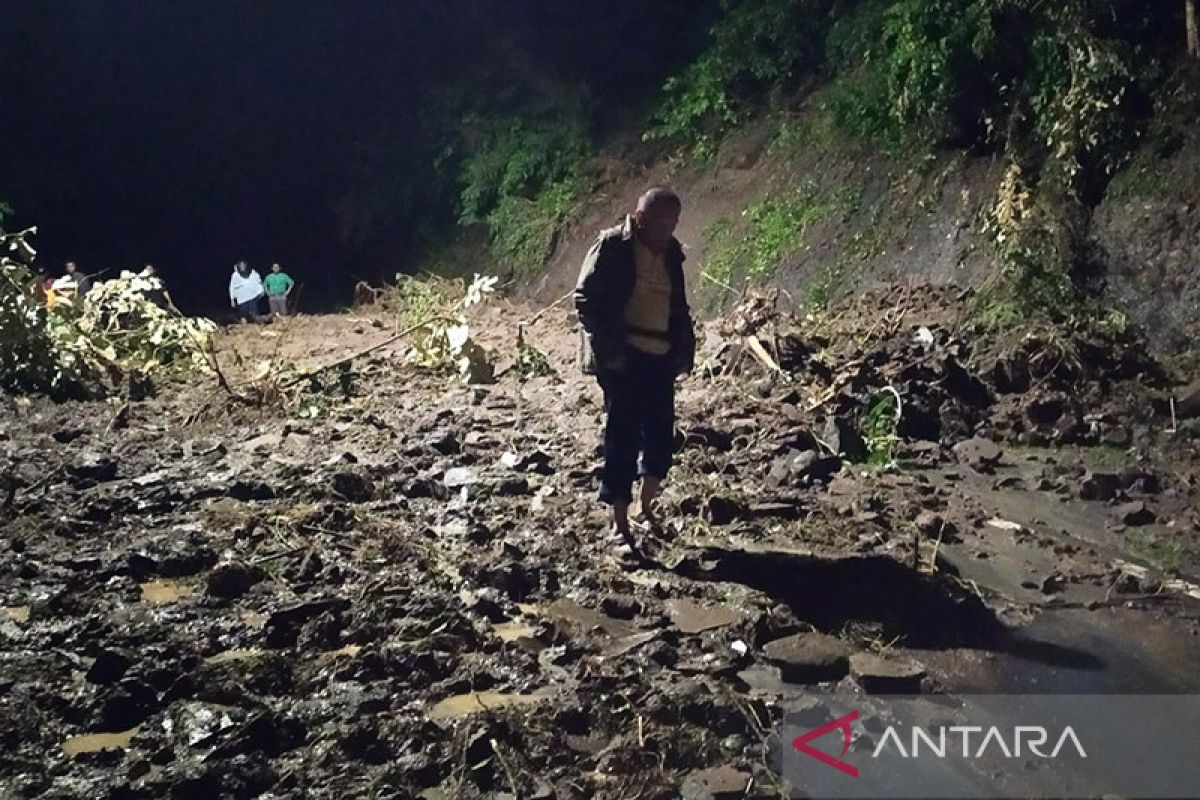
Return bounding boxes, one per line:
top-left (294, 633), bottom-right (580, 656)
top-left (63, 727), bottom-right (140, 757)
top-left (139, 580), bottom-right (193, 604)
top-left (428, 689), bottom-right (556, 722)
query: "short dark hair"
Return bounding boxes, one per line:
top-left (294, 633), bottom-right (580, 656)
top-left (637, 186), bottom-right (681, 213)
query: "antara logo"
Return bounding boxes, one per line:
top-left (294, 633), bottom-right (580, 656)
top-left (791, 710), bottom-right (1088, 778)
top-left (874, 725), bottom-right (1088, 760)
top-left (792, 710), bottom-right (860, 778)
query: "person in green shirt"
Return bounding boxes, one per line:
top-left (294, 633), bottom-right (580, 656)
top-left (264, 262), bottom-right (295, 317)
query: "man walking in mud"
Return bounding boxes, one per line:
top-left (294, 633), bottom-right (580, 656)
top-left (575, 187), bottom-right (695, 555)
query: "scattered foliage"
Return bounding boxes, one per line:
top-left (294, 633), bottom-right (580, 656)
top-left (862, 387), bottom-right (903, 469)
top-left (645, 0), bottom-right (831, 161)
top-left (702, 181), bottom-right (859, 294)
top-left (974, 161), bottom-right (1078, 324)
top-left (457, 120), bottom-right (589, 274)
top-left (398, 273), bottom-right (499, 384)
top-left (1, 226), bottom-right (216, 398)
top-left (514, 326), bottom-right (555, 380)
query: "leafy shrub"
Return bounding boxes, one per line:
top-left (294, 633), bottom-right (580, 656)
top-left (456, 119), bottom-right (590, 273)
top-left (457, 121), bottom-right (588, 223)
top-left (645, 0), bottom-right (831, 159)
top-left (862, 388), bottom-right (902, 468)
top-left (1, 227), bottom-right (65, 394)
top-left (1, 226), bottom-right (216, 397)
top-left (484, 176), bottom-right (584, 277)
top-left (974, 161), bottom-right (1079, 322)
top-left (399, 273), bottom-right (499, 384)
top-left (1028, 11), bottom-right (1136, 188)
top-left (819, 66), bottom-right (902, 149)
top-left (702, 181), bottom-right (858, 293)
top-left (70, 272), bottom-right (217, 380)
top-left (881, 0), bottom-right (1002, 133)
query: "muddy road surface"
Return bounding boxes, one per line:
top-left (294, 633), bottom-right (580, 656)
top-left (3, 286), bottom-right (1200, 799)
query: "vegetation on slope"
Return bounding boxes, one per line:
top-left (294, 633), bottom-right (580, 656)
top-left (645, 0), bottom-right (1197, 319)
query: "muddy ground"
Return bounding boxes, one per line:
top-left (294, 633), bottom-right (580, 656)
top-left (3, 285), bottom-right (1200, 799)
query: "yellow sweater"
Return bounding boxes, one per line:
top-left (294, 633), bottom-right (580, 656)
top-left (623, 239), bottom-right (672, 355)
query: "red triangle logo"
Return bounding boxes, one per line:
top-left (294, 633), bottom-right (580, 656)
top-left (791, 709), bottom-right (860, 778)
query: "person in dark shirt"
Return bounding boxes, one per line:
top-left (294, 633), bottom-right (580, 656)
top-left (574, 187), bottom-right (695, 556)
top-left (140, 264), bottom-right (181, 314)
top-left (64, 261), bottom-right (92, 295)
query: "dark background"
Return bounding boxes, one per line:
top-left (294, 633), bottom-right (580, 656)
top-left (0, 0), bottom-right (714, 314)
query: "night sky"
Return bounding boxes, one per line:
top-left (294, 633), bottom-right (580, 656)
top-left (1, 1), bottom-right (713, 314)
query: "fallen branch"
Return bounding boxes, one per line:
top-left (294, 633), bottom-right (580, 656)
top-left (280, 314), bottom-right (458, 389)
top-left (522, 288), bottom-right (574, 327)
top-left (490, 739), bottom-right (521, 797)
top-left (700, 270), bottom-right (738, 295)
top-left (743, 334), bottom-right (785, 376)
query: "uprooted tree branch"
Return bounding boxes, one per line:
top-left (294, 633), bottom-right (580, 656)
top-left (1, 226), bottom-right (218, 398)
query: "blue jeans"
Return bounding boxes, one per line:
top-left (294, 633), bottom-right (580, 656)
top-left (597, 348), bottom-right (675, 505)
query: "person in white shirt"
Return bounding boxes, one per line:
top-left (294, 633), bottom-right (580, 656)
top-left (229, 261), bottom-right (266, 322)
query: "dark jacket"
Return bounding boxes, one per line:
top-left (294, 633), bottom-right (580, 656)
top-left (574, 215), bottom-right (695, 377)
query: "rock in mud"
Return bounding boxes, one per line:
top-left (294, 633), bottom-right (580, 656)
top-left (401, 477), bottom-right (445, 499)
top-left (704, 495), bottom-right (747, 525)
top-left (495, 477), bottom-right (530, 496)
top-left (681, 765), bottom-right (751, 799)
top-left (99, 678), bottom-right (159, 730)
top-left (952, 437), bottom-right (1003, 473)
top-left (1079, 471), bottom-right (1121, 501)
top-left (68, 452), bottom-right (118, 482)
top-left (208, 711), bottom-right (307, 758)
top-left (331, 469), bottom-right (375, 502)
top-left (1120, 467), bottom-right (1161, 495)
top-left (264, 598), bottom-right (349, 647)
top-left (749, 501), bottom-right (804, 520)
top-left (1116, 501), bottom-right (1156, 526)
top-left (206, 562), bottom-right (265, 599)
top-left (666, 599), bottom-right (744, 634)
top-left (443, 467), bottom-right (477, 488)
top-left (1176, 381), bottom-right (1200, 419)
top-left (226, 480), bottom-right (275, 501)
top-left (128, 540), bottom-right (218, 578)
top-left (802, 454), bottom-right (844, 483)
top-left (762, 632), bottom-right (851, 683)
top-left (685, 425), bottom-right (734, 452)
top-left (822, 418), bottom-right (867, 461)
top-left (53, 427), bottom-right (85, 444)
top-left (1101, 425), bottom-right (1132, 448)
top-left (914, 511), bottom-right (945, 536)
top-left (426, 430), bottom-right (460, 455)
top-left (849, 652), bottom-right (925, 693)
top-left (769, 450), bottom-right (841, 487)
top-left (86, 649), bottom-right (133, 685)
top-left (339, 720), bottom-right (393, 764)
top-left (766, 456), bottom-right (793, 488)
top-left (517, 449), bottom-right (555, 475)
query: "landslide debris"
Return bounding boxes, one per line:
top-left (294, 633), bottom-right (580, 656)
top-left (2, 283), bottom-right (1198, 799)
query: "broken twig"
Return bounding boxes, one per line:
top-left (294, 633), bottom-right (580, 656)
top-left (281, 314), bottom-right (458, 388)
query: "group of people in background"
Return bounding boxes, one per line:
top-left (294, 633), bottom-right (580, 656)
top-left (27, 258), bottom-right (296, 323)
top-left (31, 261), bottom-right (179, 311)
top-left (229, 261), bottom-right (295, 322)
